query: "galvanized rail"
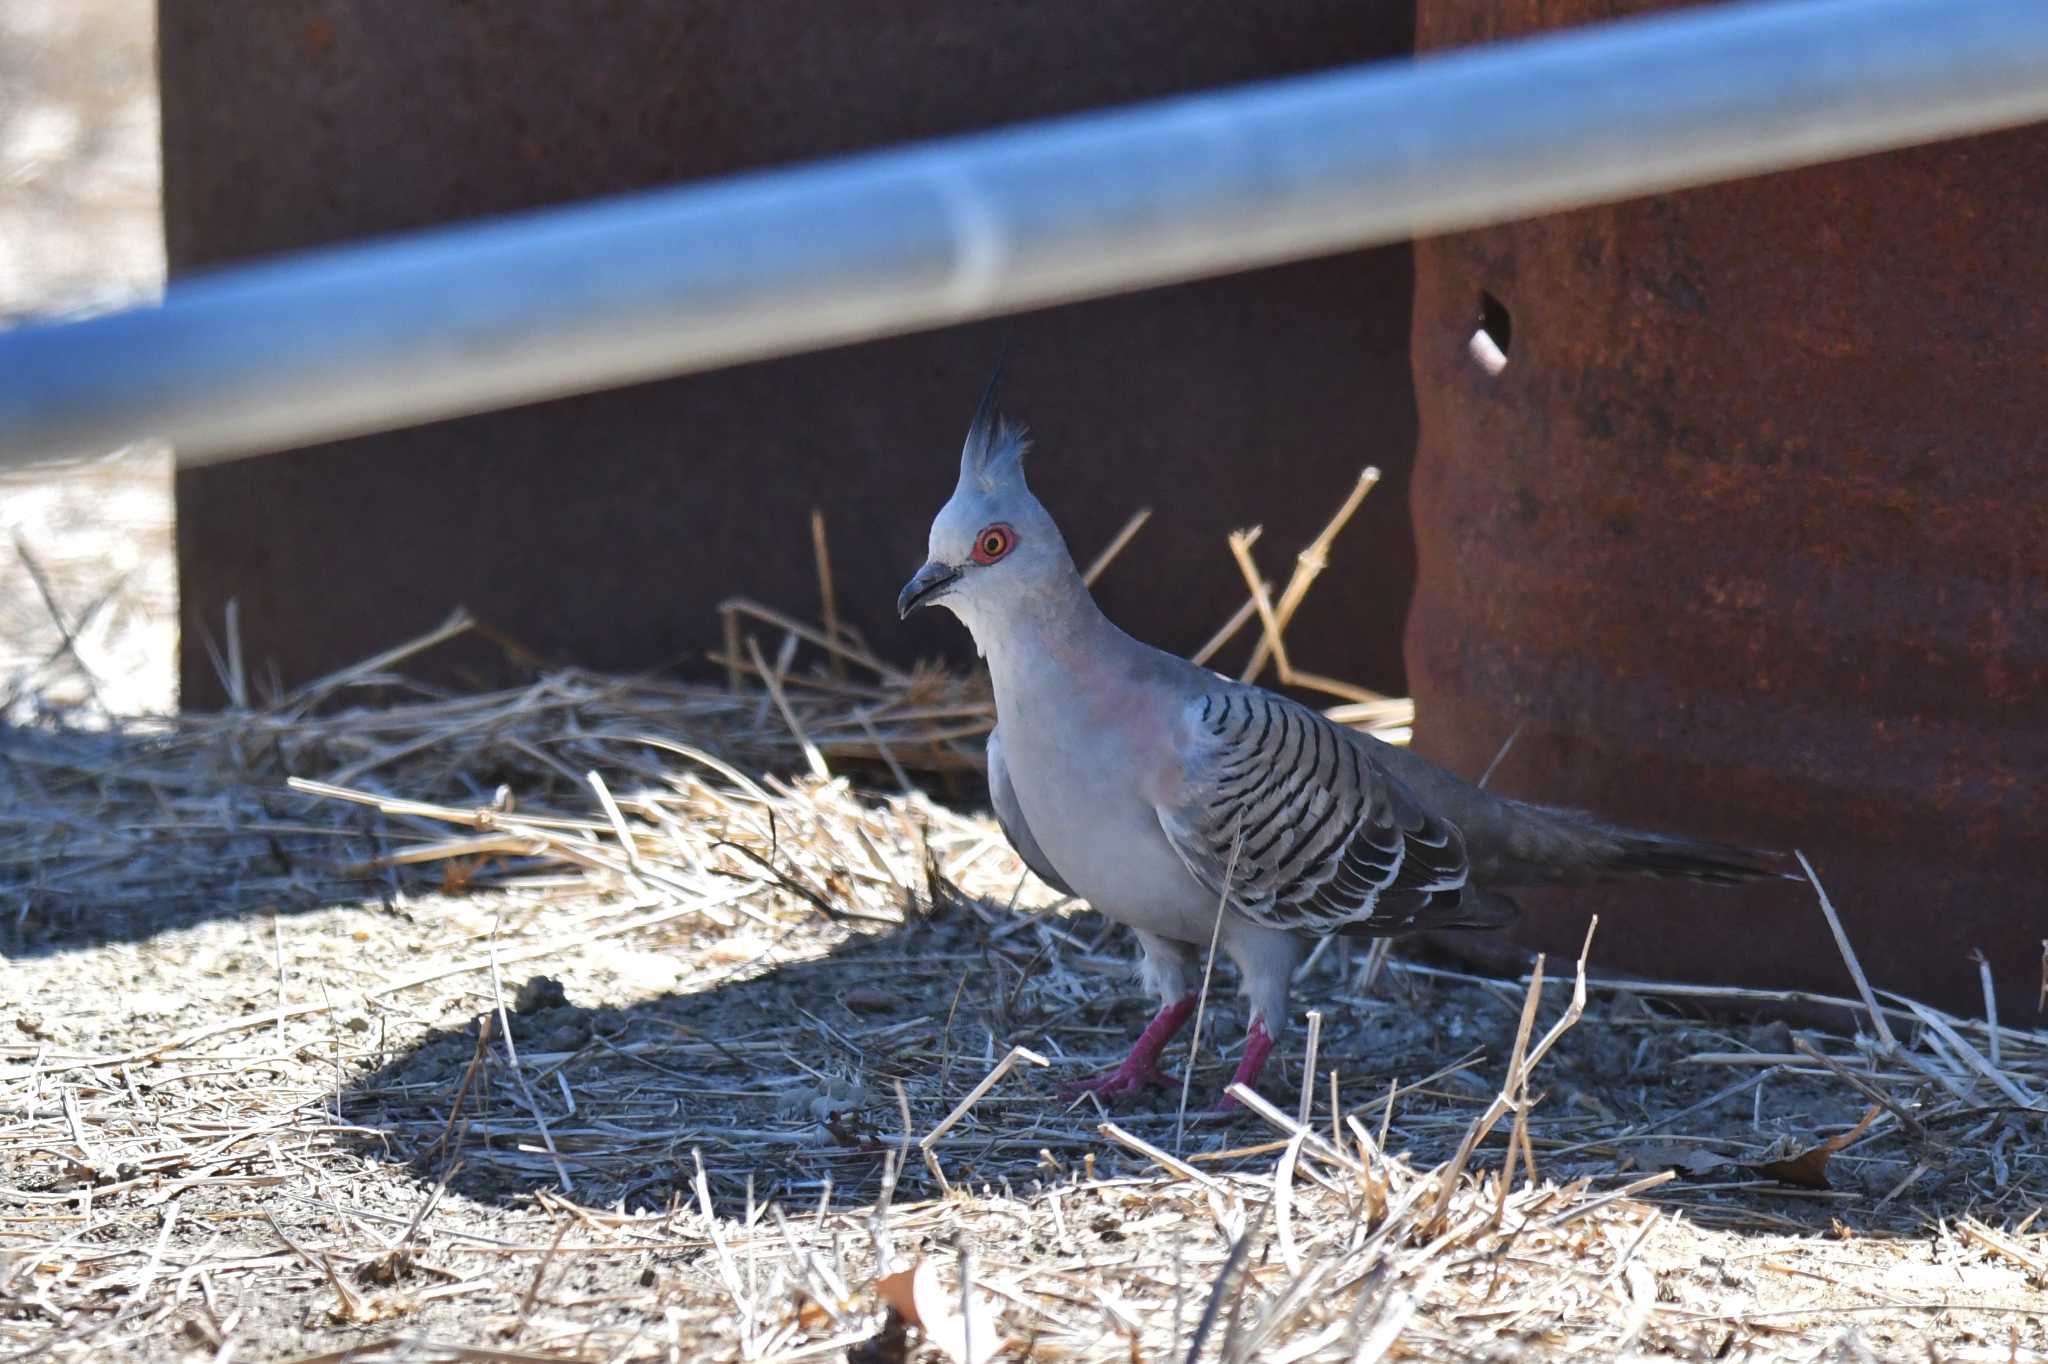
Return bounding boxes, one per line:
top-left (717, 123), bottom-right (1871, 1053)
top-left (3, 0), bottom-right (2048, 468)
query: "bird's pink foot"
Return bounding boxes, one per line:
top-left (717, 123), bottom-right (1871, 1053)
top-left (1058, 1059), bottom-right (1172, 1101)
top-left (1208, 1016), bottom-right (1277, 1115)
top-left (1059, 994), bottom-right (1196, 1105)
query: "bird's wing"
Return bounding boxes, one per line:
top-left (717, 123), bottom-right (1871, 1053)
top-left (987, 725), bottom-right (1075, 896)
top-left (1155, 688), bottom-right (1510, 936)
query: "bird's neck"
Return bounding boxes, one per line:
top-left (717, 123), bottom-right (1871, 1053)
top-left (976, 563), bottom-right (1132, 705)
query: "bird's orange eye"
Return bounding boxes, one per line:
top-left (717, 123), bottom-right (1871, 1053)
top-left (970, 523), bottom-right (1016, 565)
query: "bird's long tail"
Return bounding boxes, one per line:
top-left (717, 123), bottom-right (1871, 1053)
top-left (1363, 738), bottom-right (1793, 891)
top-left (1485, 799), bottom-right (1794, 889)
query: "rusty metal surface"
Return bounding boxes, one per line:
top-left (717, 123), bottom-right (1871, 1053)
top-left (1407, 1), bottom-right (2048, 1013)
top-left (161, 1), bottom-right (1418, 709)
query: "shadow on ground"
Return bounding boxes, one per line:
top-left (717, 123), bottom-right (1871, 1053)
top-left (0, 716), bottom-right (465, 957)
top-left (1, 694), bottom-right (960, 958)
top-left (338, 893), bottom-right (2047, 1241)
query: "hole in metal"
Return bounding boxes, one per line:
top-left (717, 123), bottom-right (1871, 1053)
top-left (1469, 291), bottom-right (1511, 376)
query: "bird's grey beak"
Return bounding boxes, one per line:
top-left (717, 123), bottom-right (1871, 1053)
top-left (897, 561), bottom-right (961, 619)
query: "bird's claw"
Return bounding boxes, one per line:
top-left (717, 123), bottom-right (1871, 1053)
top-left (1058, 1064), bottom-right (1173, 1103)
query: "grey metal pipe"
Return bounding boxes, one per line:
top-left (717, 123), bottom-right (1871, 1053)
top-left (4, 0), bottom-right (2048, 469)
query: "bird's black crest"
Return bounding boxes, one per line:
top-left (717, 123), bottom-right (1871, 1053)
top-left (959, 354), bottom-right (1031, 491)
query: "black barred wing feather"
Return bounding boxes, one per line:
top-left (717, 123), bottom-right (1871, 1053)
top-left (1156, 689), bottom-right (1501, 936)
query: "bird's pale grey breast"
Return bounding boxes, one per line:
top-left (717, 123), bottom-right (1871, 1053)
top-left (986, 727), bottom-right (1075, 898)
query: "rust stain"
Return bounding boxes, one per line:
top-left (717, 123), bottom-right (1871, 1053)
top-left (1407, 0), bottom-right (2048, 1015)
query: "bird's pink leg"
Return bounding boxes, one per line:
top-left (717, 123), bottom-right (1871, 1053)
top-left (1210, 1016), bottom-right (1277, 1114)
top-left (1059, 994), bottom-right (1197, 1101)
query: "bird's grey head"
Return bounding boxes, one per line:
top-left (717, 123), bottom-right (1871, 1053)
top-left (896, 367), bottom-right (1078, 647)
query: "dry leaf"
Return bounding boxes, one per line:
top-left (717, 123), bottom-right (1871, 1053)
top-left (874, 1258), bottom-right (1002, 1364)
top-left (1744, 1105), bottom-right (1880, 1190)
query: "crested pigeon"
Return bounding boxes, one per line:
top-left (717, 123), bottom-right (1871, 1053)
top-left (897, 372), bottom-right (1786, 1111)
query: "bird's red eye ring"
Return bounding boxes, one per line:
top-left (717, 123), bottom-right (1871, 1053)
top-left (970, 523), bottom-right (1016, 565)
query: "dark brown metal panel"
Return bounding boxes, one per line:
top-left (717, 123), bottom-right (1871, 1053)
top-left (1408, 1), bottom-right (2048, 1012)
top-left (162, 1), bottom-right (1420, 708)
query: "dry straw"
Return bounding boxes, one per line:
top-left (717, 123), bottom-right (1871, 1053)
top-left (2, 472), bottom-right (2043, 1362)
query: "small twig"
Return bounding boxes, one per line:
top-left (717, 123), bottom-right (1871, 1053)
top-left (712, 836), bottom-right (898, 927)
top-left (1227, 529), bottom-right (1295, 686)
top-left (392, 1160), bottom-right (463, 1261)
top-left (1970, 949), bottom-right (2000, 1067)
top-left (721, 604), bottom-right (744, 692)
top-left (224, 597), bottom-right (248, 710)
top-left (920, 1045), bottom-right (1049, 1152)
top-left (12, 531), bottom-right (108, 714)
top-left (1241, 466), bottom-right (1380, 683)
top-left (586, 769), bottom-right (648, 877)
top-left (1271, 1131), bottom-right (1308, 1277)
top-left (747, 634), bottom-right (830, 781)
top-left (1225, 528), bottom-right (1387, 705)
top-left (810, 509), bottom-right (846, 683)
top-left (1098, 1123), bottom-right (1227, 1193)
top-left (1328, 1069), bottom-right (1342, 1152)
top-left (1190, 594), bottom-right (1263, 669)
top-left (516, 1219), bottom-right (572, 1326)
top-left (1182, 1200), bottom-right (1268, 1364)
top-left (1223, 1083), bottom-right (1363, 1175)
top-left (1298, 1011), bottom-right (1323, 1130)
top-left (428, 1014), bottom-right (494, 1165)
top-left (1081, 507), bottom-right (1152, 587)
top-left (692, 1148), bottom-right (751, 1313)
top-left (1476, 721), bottom-right (1525, 791)
top-left (1898, 998), bottom-right (2039, 1109)
top-left (1178, 815), bottom-right (1244, 1154)
top-left (1958, 1218), bottom-right (2048, 1276)
top-left (489, 930), bottom-right (574, 1192)
top-left (1797, 850), bottom-right (1896, 1049)
top-left (263, 1211), bottom-right (363, 1321)
top-left (718, 596), bottom-right (911, 684)
top-left (281, 607), bottom-right (475, 712)
top-left (126, 1196), bottom-right (181, 1313)
top-left (959, 1245), bottom-right (979, 1364)
top-left (1540, 1170), bottom-right (1676, 1229)
top-left (1428, 919), bottom-right (1597, 1231)
top-left (1790, 1038), bottom-right (1927, 1141)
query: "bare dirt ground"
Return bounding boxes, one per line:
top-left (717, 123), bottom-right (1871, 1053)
top-left (0, 0), bottom-right (174, 720)
top-left (0, 0), bottom-right (161, 328)
top-left (1, 656), bottom-right (2042, 1364)
top-left (2, 6), bottom-right (2045, 1363)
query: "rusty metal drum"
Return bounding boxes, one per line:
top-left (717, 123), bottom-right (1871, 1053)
top-left (1407, 0), bottom-right (2048, 1013)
